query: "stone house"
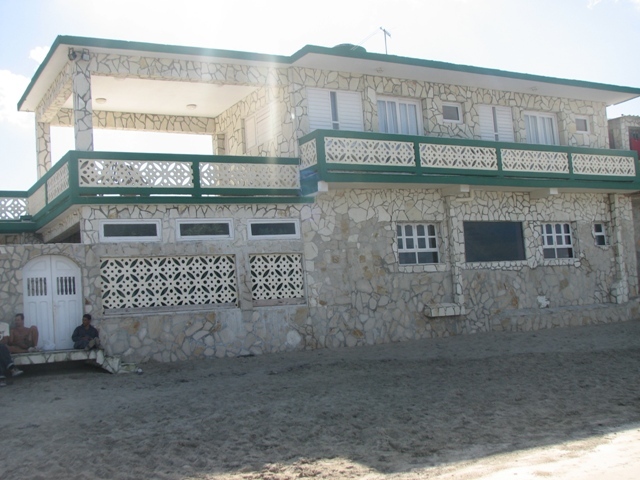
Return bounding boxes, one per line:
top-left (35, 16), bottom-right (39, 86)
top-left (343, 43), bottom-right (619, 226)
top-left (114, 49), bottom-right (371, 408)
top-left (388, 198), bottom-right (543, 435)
top-left (1, 36), bottom-right (640, 363)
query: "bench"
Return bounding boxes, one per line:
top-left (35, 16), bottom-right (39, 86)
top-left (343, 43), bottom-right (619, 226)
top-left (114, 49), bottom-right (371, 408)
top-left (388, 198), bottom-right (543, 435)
top-left (13, 349), bottom-right (122, 374)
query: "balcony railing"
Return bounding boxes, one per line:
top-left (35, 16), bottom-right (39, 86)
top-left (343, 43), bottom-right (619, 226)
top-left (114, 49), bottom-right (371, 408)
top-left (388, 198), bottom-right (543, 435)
top-left (0, 151), bottom-right (302, 228)
top-left (299, 130), bottom-right (640, 192)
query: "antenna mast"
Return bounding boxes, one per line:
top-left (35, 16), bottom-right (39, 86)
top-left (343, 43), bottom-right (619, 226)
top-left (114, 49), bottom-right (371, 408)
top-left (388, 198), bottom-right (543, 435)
top-left (380, 27), bottom-right (391, 54)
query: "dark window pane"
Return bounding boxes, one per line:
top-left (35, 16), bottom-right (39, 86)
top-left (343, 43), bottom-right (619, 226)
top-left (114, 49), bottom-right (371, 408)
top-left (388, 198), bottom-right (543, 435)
top-left (543, 249), bottom-right (556, 259)
top-left (396, 225), bottom-right (402, 236)
top-left (557, 247), bottom-right (573, 259)
top-left (427, 224), bottom-right (436, 236)
top-left (418, 238), bottom-right (426, 249)
top-left (399, 252), bottom-right (416, 264)
top-left (417, 251), bottom-right (438, 264)
top-left (595, 236), bottom-right (606, 246)
top-left (250, 222), bottom-right (296, 236)
top-left (405, 238), bottom-right (414, 249)
top-left (429, 238), bottom-right (437, 249)
top-left (594, 224), bottom-right (603, 233)
top-left (405, 225), bottom-right (413, 236)
top-left (103, 223), bottom-right (157, 237)
top-left (417, 225), bottom-right (425, 236)
top-left (463, 221), bottom-right (526, 262)
top-left (180, 222), bottom-right (230, 237)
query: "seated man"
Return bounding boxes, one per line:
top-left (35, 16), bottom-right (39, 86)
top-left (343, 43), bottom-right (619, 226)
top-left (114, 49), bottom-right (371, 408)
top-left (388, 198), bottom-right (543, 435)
top-left (7, 313), bottom-right (39, 354)
top-left (72, 314), bottom-right (101, 350)
top-left (0, 338), bottom-right (24, 387)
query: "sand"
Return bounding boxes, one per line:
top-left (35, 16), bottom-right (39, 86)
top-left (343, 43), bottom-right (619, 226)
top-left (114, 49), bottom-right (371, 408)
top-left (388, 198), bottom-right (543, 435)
top-left (1, 319), bottom-right (640, 480)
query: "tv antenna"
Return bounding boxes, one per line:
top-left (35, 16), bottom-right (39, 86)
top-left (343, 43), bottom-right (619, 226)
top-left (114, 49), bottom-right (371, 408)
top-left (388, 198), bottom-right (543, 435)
top-left (380, 27), bottom-right (391, 54)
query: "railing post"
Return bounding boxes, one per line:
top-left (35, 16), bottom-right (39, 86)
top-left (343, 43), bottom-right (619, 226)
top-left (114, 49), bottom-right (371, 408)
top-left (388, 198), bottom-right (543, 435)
top-left (414, 139), bottom-right (421, 175)
top-left (317, 132), bottom-right (327, 178)
top-left (67, 153), bottom-right (80, 203)
top-left (192, 159), bottom-right (201, 197)
top-left (496, 145), bottom-right (504, 178)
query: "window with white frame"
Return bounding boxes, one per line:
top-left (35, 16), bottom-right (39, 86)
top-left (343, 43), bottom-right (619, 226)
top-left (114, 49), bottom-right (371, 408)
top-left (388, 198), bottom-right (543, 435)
top-left (176, 219), bottom-right (233, 241)
top-left (99, 220), bottom-right (161, 242)
top-left (524, 112), bottom-right (559, 145)
top-left (575, 116), bottom-right (590, 134)
top-left (377, 96), bottom-right (422, 135)
top-left (442, 103), bottom-right (462, 123)
top-left (593, 223), bottom-right (608, 246)
top-left (541, 223), bottom-right (574, 259)
top-left (244, 104), bottom-right (277, 151)
top-left (478, 105), bottom-right (515, 142)
top-left (307, 88), bottom-right (364, 131)
top-left (397, 223), bottom-right (439, 265)
top-left (248, 219), bottom-right (300, 239)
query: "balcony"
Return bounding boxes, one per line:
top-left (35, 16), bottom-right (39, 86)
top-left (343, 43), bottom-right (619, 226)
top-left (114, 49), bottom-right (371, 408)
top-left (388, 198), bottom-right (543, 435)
top-left (0, 151), bottom-right (303, 233)
top-left (298, 130), bottom-right (640, 194)
top-left (1, 132), bottom-right (639, 234)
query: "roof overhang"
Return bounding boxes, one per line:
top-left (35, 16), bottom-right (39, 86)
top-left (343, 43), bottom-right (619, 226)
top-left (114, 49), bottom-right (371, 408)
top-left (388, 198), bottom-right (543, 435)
top-left (18, 36), bottom-right (640, 114)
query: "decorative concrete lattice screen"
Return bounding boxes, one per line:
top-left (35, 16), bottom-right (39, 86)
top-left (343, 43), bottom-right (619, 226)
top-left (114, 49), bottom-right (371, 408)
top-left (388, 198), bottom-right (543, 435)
top-left (325, 138), bottom-right (415, 166)
top-left (101, 255), bottom-right (237, 310)
top-left (250, 254), bottom-right (305, 302)
top-left (0, 197), bottom-right (28, 220)
top-left (420, 144), bottom-right (498, 170)
top-left (501, 150), bottom-right (569, 173)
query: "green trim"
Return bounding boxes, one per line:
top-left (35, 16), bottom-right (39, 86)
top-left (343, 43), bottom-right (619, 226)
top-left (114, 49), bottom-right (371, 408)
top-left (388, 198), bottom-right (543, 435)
top-left (290, 45), bottom-right (640, 97)
top-left (19, 35), bottom-right (640, 111)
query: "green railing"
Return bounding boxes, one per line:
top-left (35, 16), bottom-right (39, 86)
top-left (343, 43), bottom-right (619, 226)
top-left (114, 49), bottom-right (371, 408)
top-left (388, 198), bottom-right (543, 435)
top-left (298, 130), bottom-right (640, 191)
top-left (0, 151), bottom-right (304, 230)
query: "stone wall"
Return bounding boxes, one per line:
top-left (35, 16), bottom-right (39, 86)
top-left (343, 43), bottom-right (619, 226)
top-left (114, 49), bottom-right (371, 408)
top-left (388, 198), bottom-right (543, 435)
top-left (289, 67), bottom-right (610, 148)
top-left (1, 190), bottom-right (636, 363)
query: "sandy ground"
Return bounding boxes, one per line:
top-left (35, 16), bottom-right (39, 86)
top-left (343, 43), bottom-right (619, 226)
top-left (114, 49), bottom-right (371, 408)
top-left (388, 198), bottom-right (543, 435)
top-left (1, 320), bottom-right (640, 480)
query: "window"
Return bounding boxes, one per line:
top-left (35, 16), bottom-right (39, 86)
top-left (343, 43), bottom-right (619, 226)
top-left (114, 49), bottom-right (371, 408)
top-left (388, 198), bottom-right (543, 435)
top-left (575, 116), bottom-right (590, 134)
top-left (478, 105), bottom-right (514, 142)
top-left (248, 219), bottom-right (300, 239)
top-left (593, 223), bottom-right (608, 246)
top-left (99, 220), bottom-right (161, 242)
top-left (377, 97), bottom-right (422, 135)
top-left (244, 104), bottom-right (276, 150)
top-left (307, 88), bottom-right (364, 131)
top-left (463, 222), bottom-right (526, 262)
top-left (524, 112), bottom-right (559, 145)
top-left (442, 103), bottom-right (462, 123)
top-left (397, 223), bottom-right (439, 265)
top-left (176, 220), bottom-right (233, 241)
top-left (541, 223), bottom-right (574, 259)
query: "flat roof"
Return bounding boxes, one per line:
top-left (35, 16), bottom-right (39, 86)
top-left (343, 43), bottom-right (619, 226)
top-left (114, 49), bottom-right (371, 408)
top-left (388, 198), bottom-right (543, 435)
top-left (18, 35), bottom-right (640, 112)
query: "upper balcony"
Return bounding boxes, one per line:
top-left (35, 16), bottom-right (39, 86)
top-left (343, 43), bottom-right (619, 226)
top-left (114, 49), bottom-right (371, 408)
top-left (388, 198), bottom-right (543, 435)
top-left (2, 131), bottom-right (639, 235)
top-left (298, 130), bottom-right (640, 195)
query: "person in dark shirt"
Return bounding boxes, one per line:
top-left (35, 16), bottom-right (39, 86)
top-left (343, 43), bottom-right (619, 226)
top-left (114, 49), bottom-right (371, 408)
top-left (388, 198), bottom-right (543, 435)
top-left (72, 314), bottom-right (101, 350)
top-left (0, 343), bottom-right (23, 387)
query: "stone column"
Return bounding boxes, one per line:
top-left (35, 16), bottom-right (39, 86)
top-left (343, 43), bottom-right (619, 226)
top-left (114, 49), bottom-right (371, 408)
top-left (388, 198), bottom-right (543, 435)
top-left (444, 196), bottom-right (465, 308)
top-left (35, 121), bottom-right (51, 179)
top-left (609, 193), bottom-right (630, 304)
top-left (72, 59), bottom-right (94, 151)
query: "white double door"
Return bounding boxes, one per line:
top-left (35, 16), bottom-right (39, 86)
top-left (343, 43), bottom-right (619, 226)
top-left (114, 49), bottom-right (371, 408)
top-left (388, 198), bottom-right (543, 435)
top-left (23, 255), bottom-right (82, 350)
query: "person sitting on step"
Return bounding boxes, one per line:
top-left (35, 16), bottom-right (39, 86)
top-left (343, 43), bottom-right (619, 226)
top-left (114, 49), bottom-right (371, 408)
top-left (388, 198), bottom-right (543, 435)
top-left (7, 313), bottom-right (39, 354)
top-left (71, 314), bottom-right (102, 351)
top-left (0, 339), bottom-right (24, 387)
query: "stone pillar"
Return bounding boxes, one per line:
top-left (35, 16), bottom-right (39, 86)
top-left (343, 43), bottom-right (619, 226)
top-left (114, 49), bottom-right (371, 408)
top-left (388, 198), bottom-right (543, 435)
top-left (36, 121), bottom-right (51, 179)
top-left (213, 133), bottom-right (226, 155)
top-left (72, 59), bottom-right (94, 151)
top-left (444, 196), bottom-right (465, 307)
top-left (609, 193), bottom-right (630, 304)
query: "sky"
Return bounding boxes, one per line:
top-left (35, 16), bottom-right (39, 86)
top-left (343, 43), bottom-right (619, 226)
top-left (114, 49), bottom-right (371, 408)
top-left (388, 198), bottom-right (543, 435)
top-left (1, 0), bottom-right (640, 190)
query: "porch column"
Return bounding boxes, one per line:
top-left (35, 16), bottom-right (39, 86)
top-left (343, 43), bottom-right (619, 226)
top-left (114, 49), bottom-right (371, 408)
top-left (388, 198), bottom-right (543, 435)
top-left (35, 121), bottom-right (51, 179)
top-left (72, 59), bottom-right (94, 151)
top-left (609, 193), bottom-right (631, 303)
top-left (444, 195), bottom-right (466, 308)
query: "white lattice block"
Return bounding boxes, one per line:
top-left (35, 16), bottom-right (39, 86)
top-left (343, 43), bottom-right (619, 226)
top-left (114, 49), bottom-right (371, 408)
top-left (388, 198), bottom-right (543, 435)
top-left (300, 139), bottom-right (318, 169)
top-left (79, 159), bottom-right (194, 188)
top-left (199, 163), bottom-right (300, 189)
top-left (28, 185), bottom-right (46, 216)
top-left (100, 255), bottom-right (237, 310)
top-left (250, 253), bottom-right (304, 301)
top-left (420, 144), bottom-right (498, 170)
top-left (0, 197), bottom-right (28, 220)
top-left (572, 154), bottom-right (636, 176)
top-left (501, 149), bottom-right (569, 173)
top-left (325, 137), bottom-right (415, 166)
top-left (47, 162), bottom-right (70, 202)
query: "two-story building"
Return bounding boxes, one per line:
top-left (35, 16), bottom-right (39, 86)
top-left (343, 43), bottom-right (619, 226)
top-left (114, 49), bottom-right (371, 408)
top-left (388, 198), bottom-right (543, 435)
top-left (2, 36), bottom-right (640, 363)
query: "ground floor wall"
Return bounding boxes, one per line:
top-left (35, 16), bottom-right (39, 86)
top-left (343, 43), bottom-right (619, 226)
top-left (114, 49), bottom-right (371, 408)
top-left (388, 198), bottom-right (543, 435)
top-left (0, 189), bottom-right (637, 362)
